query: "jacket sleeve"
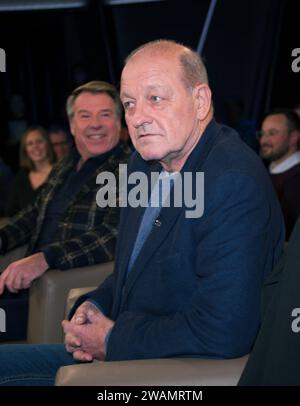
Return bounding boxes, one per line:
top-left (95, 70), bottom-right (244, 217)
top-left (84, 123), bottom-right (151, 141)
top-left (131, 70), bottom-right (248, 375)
top-left (4, 171), bottom-right (23, 217)
top-left (0, 201), bottom-right (39, 253)
top-left (103, 172), bottom-right (284, 361)
top-left (68, 272), bottom-right (115, 319)
top-left (41, 204), bottom-right (119, 270)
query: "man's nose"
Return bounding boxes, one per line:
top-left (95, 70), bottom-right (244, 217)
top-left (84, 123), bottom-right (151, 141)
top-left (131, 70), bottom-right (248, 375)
top-left (89, 115), bottom-right (103, 128)
top-left (131, 103), bottom-right (152, 128)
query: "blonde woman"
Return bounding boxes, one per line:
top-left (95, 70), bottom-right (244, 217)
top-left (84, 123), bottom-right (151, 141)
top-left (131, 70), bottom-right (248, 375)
top-left (5, 126), bottom-right (55, 216)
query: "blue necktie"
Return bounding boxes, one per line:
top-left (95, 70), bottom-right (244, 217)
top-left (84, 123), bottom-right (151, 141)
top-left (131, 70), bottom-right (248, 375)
top-left (127, 171), bottom-right (178, 275)
top-left (127, 179), bottom-right (162, 274)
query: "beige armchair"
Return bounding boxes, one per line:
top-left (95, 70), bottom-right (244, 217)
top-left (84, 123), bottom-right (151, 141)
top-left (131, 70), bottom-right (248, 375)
top-left (56, 356), bottom-right (248, 386)
top-left (1, 249), bottom-right (248, 385)
top-left (27, 261), bottom-right (114, 343)
top-left (55, 285), bottom-right (248, 386)
top-left (0, 246), bottom-right (114, 344)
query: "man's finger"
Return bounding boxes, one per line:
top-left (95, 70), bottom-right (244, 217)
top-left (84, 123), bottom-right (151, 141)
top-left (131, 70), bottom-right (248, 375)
top-left (62, 320), bottom-right (84, 338)
top-left (12, 273), bottom-right (23, 291)
top-left (62, 319), bottom-right (74, 334)
top-left (65, 332), bottom-right (81, 348)
top-left (5, 267), bottom-right (18, 292)
top-left (65, 343), bottom-right (80, 354)
top-left (86, 308), bottom-right (102, 321)
top-left (0, 270), bottom-right (9, 295)
top-left (74, 313), bottom-right (88, 325)
top-left (72, 349), bottom-right (93, 362)
top-left (22, 278), bottom-right (32, 290)
top-left (5, 271), bottom-right (20, 294)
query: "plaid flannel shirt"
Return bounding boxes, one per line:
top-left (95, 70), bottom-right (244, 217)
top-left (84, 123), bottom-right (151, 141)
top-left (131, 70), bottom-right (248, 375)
top-left (0, 143), bottom-right (131, 270)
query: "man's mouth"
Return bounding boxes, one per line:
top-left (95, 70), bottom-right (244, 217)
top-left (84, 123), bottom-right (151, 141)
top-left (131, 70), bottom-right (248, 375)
top-left (138, 133), bottom-right (158, 139)
top-left (87, 134), bottom-right (106, 140)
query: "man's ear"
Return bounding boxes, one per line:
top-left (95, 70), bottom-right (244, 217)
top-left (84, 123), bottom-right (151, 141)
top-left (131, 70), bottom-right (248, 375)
top-left (193, 84), bottom-right (212, 120)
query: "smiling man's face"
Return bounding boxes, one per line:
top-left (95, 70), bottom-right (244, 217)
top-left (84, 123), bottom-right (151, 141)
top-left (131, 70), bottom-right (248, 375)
top-left (70, 92), bottom-right (121, 162)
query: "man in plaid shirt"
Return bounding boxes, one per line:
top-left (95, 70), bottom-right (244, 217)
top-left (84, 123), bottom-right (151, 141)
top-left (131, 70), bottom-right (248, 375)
top-left (0, 81), bottom-right (131, 295)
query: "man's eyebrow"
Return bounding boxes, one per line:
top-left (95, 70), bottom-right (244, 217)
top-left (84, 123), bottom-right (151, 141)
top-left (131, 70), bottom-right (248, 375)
top-left (120, 91), bottom-right (133, 100)
top-left (121, 85), bottom-right (167, 100)
top-left (76, 108), bottom-right (113, 113)
top-left (77, 109), bottom-right (90, 114)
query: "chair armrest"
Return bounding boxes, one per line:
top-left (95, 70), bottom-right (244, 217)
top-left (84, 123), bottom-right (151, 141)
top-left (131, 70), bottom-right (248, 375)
top-left (27, 261), bottom-right (114, 344)
top-left (56, 356), bottom-right (249, 386)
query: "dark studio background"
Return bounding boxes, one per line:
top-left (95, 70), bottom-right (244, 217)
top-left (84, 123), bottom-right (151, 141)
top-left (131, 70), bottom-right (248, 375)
top-left (0, 0), bottom-right (299, 168)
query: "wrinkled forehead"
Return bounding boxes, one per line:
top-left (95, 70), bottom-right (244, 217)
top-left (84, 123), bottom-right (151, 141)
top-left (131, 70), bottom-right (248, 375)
top-left (121, 53), bottom-right (183, 95)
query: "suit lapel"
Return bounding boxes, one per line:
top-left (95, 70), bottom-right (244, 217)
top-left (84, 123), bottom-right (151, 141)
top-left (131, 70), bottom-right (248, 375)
top-left (115, 161), bottom-right (158, 289)
top-left (117, 119), bottom-right (222, 304)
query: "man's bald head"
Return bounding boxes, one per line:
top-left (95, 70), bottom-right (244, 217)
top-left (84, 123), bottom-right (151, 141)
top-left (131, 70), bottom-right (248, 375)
top-left (124, 39), bottom-right (208, 91)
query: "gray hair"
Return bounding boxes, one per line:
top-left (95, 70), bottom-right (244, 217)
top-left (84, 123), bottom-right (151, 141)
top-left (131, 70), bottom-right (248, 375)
top-left (66, 80), bottom-right (122, 120)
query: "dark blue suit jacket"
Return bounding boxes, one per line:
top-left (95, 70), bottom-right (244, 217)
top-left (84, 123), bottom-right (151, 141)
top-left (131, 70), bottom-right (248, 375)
top-left (73, 119), bottom-right (284, 361)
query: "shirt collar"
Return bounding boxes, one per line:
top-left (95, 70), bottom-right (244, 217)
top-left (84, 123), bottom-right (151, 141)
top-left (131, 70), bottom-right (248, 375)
top-left (70, 142), bottom-right (121, 171)
top-left (269, 151), bottom-right (300, 174)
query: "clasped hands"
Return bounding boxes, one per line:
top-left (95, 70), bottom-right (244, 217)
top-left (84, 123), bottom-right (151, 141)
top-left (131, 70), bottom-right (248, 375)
top-left (62, 301), bottom-right (114, 362)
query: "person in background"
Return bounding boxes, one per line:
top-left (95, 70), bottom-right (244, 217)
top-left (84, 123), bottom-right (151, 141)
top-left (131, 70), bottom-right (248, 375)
top-left (5, 126), bottom-right (55, 217)
top-left (49, 125), bottom-right (71, 161)
top-left (258, 109), bottom-right (300, 239)
top-left (293, 104), bottom-right (300, 118)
